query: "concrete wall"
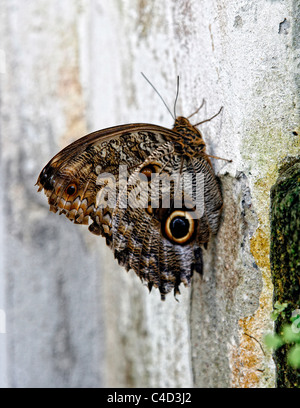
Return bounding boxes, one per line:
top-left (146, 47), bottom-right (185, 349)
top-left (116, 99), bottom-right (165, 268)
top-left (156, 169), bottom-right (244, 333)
top-left (0, 0), bottom-right (299, 387)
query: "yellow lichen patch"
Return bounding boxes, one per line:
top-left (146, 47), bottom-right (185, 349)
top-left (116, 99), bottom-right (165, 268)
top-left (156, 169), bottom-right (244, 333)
top-left (230, 335), bottom-right (260, 387)
top-left (230, 240), bottom-right (275, 389)
top-left (250, 226), bottom-right (270, 271)
top-left (230, 309), bottom-right (275, 388)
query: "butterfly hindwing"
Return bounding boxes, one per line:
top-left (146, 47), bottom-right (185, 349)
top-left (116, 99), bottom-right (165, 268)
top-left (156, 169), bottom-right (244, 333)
top-left (110, 142), bottom-right (222, 298)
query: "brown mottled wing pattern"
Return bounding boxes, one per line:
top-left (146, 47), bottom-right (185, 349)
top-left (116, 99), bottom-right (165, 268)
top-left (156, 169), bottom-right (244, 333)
top-left (37, 124), bottom-right (168, 238)
top-left (36, 120), bottom-right (223, 300)
top-left (111, 142), bottom-right (222, 298)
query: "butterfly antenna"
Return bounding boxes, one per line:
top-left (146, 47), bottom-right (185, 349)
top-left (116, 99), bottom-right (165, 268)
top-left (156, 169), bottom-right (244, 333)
top-left (141, 72), bottom-right (175, 120)
top-left (173, 76), bottom-right (179, 119)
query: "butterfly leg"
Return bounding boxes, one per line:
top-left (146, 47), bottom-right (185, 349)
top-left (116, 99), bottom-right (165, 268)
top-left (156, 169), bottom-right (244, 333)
top-left (194, 106), bottom-right (223, 126)
top-left (206, 154), bottom-right (232, 163)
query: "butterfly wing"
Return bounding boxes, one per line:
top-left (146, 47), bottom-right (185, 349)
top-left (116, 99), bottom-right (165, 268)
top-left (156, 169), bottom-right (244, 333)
top-left (110, 142), bottom-right (223, 299)
top-left (37, 122), bottom-right (223, 299)
top-left (37, 123), bottom-right (170, 238)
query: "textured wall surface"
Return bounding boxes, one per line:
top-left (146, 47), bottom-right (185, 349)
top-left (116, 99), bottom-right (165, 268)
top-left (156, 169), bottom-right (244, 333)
top-left (0, 0), bottom-right (299, 388)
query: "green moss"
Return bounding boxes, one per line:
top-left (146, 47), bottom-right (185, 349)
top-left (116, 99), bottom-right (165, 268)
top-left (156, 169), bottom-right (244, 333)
top-left (270, 159), bottom-right (300, 387)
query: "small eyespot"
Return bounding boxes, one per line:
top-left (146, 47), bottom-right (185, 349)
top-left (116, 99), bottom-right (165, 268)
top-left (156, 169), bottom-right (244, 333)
top-left (140, 163), bottom-right (161, 181)
top-left (163, 210), bottom-right (196, 245)
top-left (66, 183), bottom-right (78, 196)
top-left (141, 166), bottom-right (153, 180)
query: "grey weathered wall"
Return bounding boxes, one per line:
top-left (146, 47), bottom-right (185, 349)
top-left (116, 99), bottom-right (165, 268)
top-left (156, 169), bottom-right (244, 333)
top-left (0, 0), bottom-right (299, 388)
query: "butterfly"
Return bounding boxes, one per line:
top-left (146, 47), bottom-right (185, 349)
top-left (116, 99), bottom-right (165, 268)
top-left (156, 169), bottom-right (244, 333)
top-left (36, 76), bottom-right (229, 300)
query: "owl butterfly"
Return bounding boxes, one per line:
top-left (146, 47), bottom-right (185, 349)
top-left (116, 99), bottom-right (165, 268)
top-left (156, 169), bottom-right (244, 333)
top-left (36, 75), bottom-right (230, 300)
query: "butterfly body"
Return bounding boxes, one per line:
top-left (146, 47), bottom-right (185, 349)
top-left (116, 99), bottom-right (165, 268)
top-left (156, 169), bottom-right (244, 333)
top-left (37, 117), bottom-right (223, 299)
